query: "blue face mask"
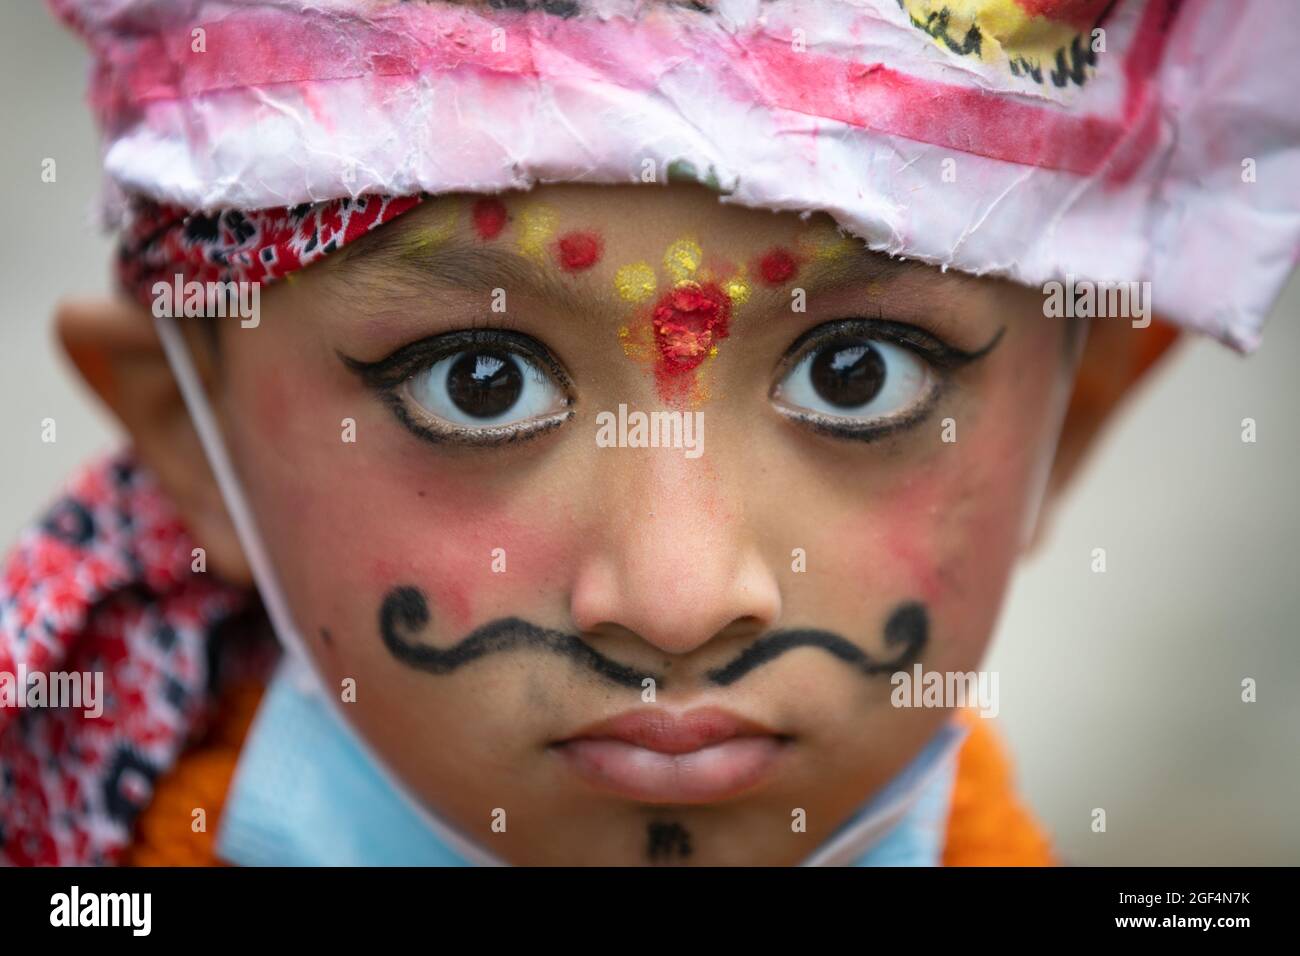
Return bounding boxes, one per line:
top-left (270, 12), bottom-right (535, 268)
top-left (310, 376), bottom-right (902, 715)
top-left (216, 656), bottom-right (967, 867)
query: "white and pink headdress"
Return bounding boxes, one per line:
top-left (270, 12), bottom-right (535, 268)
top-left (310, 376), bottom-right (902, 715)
top-left (52, 0), bottom-right (1300, 349)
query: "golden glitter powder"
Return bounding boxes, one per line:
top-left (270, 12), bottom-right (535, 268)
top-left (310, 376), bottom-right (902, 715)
top-left (516, 203), bottom-right (558, 261)
top-left (411, 201), bottom-right (460, 249)
top-left (724, 269), bottom-right (751, 308)
top-left (663, 238), bottom-right (703, 284)
top-left (797, 224), bottom-right (857, 262)
top-left (618, 322), bottom-right (655, 360)
top-left (614, 262), bottom-right (657, 303)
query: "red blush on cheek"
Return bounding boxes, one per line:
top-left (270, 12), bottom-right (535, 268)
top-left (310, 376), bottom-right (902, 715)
top-left (253, 373), bottom-right (290, 445)
top-left (366, 504), bottom-right (579, 636)
top-left (882, 533), bottom-right (945, 608)
top-left (471, 197), bottom-right (508, 240)
top-left (867, 475), bottom-right (951, 607)
top-left (555, 231), bottom-right (603, 272)
top-left (370, 556), bottom-right (475, 634)
top-left (757, 247), bottom-right (799, 286)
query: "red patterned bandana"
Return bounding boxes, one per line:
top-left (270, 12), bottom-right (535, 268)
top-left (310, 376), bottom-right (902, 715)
top-left (2, 190), bottom-right (423, 864)
top-left (0, 451), bottom-right (267, 865)
top-left (118, 193), bottom-right (426, 306)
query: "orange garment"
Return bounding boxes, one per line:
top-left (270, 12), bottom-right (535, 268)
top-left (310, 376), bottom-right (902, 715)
top-left (942, 708), bottom-right (1055, 866)
top-left (124, 684), bottom-right (1055, 867)
top-left (121, 682), bottom-right (264, 867)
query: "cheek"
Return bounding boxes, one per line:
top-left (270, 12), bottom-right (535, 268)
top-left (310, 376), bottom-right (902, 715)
top-left (231, 389), bottom-right (576, 639)
top-left (363, 494), bottom-right (569, 635)
top-left (872, 471), bottom-right (952, 608)
top-left (253, 374), bottom-right (290, 447)
top-left (340, 473), bottom-right (578, 636)
top-left (877, 457), bottom-right (1028, 604)
top-left (848, 370), bottom-right (1064, 641)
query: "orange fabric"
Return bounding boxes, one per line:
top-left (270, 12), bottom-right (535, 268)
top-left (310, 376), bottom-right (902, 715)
top-left (942, 709), bottom-right (1056, 866)
top-left (120, 682), bottom-right (264, 867)
top-left (126, 687), bottom-right (1055, 866)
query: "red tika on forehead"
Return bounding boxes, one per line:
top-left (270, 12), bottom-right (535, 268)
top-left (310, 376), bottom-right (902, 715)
top-left (651, 281), bottom-right (732, 404)
top-left (556, 231), bottom-right (603, 272)
top-left (471, 197), bottom-right (508, 240)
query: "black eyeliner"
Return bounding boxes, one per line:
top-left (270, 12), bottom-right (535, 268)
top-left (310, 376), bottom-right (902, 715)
top-left (339, 327), bottom-right (573, 390)
top-left (772, 317), bottom-right (1004, 444)
top-left (781, 317), bottom-right (1005, 371)
top-left (339, 328), bottom-right (574, 447)
top-left (773, 398), bottom-right (941, 444)
top-left (384, 396), bottom-right (574, 448)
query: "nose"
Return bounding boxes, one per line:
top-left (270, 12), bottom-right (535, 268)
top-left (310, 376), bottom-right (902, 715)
top-left (569, 451), bottom-right (781, 657)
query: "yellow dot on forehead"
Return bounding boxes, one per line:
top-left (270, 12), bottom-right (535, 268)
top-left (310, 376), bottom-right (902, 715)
top-left (724, 270), bottom-right (751, 308)
top-left (663, 238), bottom-right (703, 284)
top-left (516, 203), bottom-right (558, 261)
top-left (614, 262), bottom-right (657, 303)
top-left (411, 201), bottom-right (459, 249)
top-left (798, 226), bottom-right (858, 262)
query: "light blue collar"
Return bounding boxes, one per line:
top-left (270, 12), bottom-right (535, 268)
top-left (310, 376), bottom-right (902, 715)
top-left (217, 659), bottom-right (966, 867)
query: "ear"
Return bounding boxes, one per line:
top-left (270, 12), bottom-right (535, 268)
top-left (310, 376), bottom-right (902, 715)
top-left (55, 296), bottom-right (254, 586)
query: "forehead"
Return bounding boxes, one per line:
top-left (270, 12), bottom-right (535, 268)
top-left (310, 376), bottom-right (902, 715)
top-left (342, 182), bottom-right (827, 258)
top-left (321, 182), bottom-right (971, 309)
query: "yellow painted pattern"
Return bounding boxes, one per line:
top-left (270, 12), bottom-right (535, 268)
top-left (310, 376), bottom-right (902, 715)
top-left (516, 203), bottom-right (558, 261)
top-left (614, 261), bottom-right (657, 303)
top-left (663, 237), bottom-right (703, 285)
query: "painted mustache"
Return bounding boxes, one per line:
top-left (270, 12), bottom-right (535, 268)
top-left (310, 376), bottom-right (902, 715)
top-left (379, 586), bottom-right (927, 689)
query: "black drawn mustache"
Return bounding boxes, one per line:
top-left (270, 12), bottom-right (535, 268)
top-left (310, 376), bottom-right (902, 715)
top-left (379, 586), bottom-right (928, 690)
top-left (704, 603), bottom-right (928, 686)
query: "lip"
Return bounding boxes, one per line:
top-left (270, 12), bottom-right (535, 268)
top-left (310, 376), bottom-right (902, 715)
top-left (550, 707), bottom-right (792, 804)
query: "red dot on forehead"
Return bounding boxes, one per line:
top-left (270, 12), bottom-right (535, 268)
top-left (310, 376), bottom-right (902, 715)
top-left (471, 197), bottom-right (508, 240)
top-left (556, 231), bottom-right (603, 272)
top-left (653, 283), bottom-right (732, 370)
top-left (758, 248), bottom-right (798, 286)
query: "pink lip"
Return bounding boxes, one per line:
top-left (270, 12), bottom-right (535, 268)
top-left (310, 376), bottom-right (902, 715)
top-left (551, 707), bottom-right (791, 804)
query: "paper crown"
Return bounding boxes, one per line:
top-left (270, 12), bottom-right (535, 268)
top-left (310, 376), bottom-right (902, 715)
top-left (51, 0), bottom-right (1300, 351)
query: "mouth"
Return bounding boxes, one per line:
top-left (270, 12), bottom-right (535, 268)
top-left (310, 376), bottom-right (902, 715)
top-left (549, 706), bottom-right (793, 804)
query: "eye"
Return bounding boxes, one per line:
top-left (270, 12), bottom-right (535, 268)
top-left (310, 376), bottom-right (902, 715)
top-left (407, 348), bottom-right (565, 428)
top-left (342, 329), bottom-right (573, 446)
top-left (776, 338), bottom-right (929, 417)
top-left (772, 320), bottom-right (955, 441)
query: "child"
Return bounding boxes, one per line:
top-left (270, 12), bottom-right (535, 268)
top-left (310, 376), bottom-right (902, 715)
top-left (2, 0), bottom-right (1295, 866)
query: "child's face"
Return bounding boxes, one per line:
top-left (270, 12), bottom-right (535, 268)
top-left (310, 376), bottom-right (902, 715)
top-left (207, 183), bottom-right (1073, 865)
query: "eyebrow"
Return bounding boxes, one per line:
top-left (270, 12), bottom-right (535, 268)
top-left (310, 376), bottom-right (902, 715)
top-left (327, 222), bottom-right (613, 318)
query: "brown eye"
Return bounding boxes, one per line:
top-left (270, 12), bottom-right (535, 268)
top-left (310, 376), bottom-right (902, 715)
top-left (773, 335), bottom-right (931, 426)
top-left (809, 342), bottom-right (886, 408)
top-left (447, 351), bottom-right (524, 419)
top-left (404, 345), bottom-right (567, 430)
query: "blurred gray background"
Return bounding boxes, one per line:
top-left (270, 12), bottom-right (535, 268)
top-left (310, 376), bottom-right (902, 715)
top-left (2, 2), bottom-right (1296, 864)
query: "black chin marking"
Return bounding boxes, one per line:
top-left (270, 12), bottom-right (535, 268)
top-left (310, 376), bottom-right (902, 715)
top-left (646, 821), bottom-right (693, 863)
